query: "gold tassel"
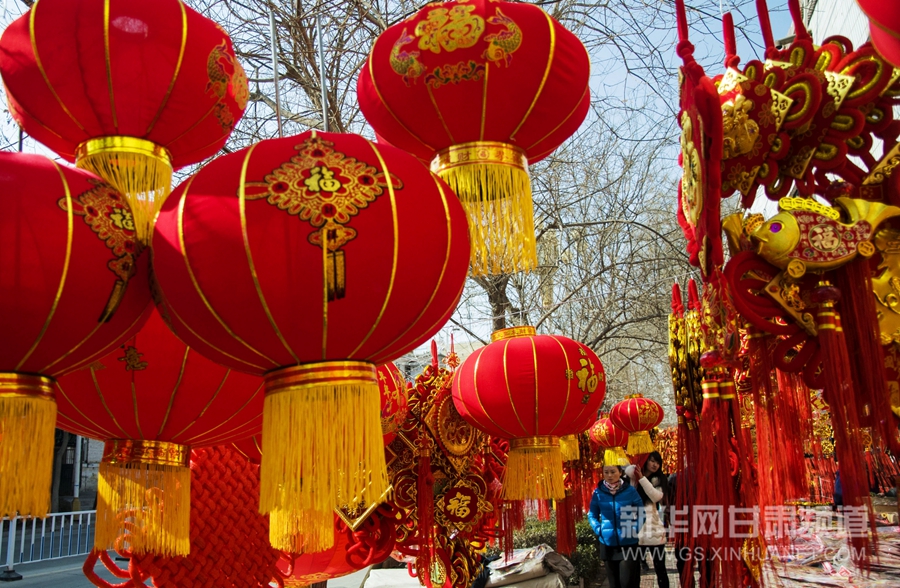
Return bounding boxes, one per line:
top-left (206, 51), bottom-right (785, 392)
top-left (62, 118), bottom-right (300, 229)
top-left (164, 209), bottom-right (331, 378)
top-left (603, 447), bottom-right (629, 467)
top-left (626, 431), bottom-right (655, 456)
top-left (0, 374), bottom-right (56, 518)
top-left (502, 436), bottom-right (566, 500)
top-left (268, 508), bottom-right (335, 554)
top-left (259, 362), bottom-right (387, 545)
top-left (432, 142), bottom-right (536, 276)
top-left (75, 136), bottom-right (173, 246)
top-left (95, 440), bottom-right (191, 556)
top-left (559, 434), bottom-right (580, 462)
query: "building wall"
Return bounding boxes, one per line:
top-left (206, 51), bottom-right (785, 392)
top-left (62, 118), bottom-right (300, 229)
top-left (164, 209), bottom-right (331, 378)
top-left (802, 0), bottom-right (869, 46)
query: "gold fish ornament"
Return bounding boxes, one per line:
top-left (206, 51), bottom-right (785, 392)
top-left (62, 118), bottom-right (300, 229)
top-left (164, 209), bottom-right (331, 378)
top-left (751, 196), bottom-right (900, 278)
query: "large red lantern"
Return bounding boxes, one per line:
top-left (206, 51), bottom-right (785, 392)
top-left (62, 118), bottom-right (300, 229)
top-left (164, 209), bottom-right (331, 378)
top-left (151, 130), bottom-right (470, 549)
top-left (858, 1), bottom-right (900, 67)
top-left (609, 394), bottom-right (664, 456)
top-left (55, 310), bottom-right (264, 556)
top-left (0, 153), bottom-right (150, 518)
top-left (0, 0), bottom-right (248, 244)
top-left (452, 326), bottom-right (605, 500)
top-left (589, 417), bottom-right (629, 466)
top-left (358, 0), bottom-right (590, 276)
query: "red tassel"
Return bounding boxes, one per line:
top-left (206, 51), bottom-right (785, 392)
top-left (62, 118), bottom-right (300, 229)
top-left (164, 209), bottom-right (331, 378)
top-left (537, 499), bottom-right (552, 522)
top-left (834, 261), bottom-right (900, 456)
top-left (774, 370), bottom-right (813, 501)
top-left (695, 372), bottom-right (721, 588)
top-left (501, 500), bottom-right (524, 560)
top-left (813, 282), bottom-right (874, 571)
top-left (416, 449), bottom-right (436, 579)
top-left (555, 492), bottom-right (578, 556)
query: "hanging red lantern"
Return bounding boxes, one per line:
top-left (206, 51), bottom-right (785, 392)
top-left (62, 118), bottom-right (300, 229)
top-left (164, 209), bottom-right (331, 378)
top-left (358, 0), bottom-right (590, 276)
top-left (858, 0), bottom-right (900, 67)
top-left (451, 326), bottom-right (605, 500)
top-left (54, 309), bottom-right (264, 556)
top-left (378, 362), bottom-right (409, 445)
top-left (589, 416), bottom-right (630, 466)
top-left (0, 0), bottom-right (248, 244)
top-left (609, 394), bottom-right (664, 457)
top-left (0, 152), bottom-right (151, 518)
top-left (151, 130), bottom-right (470, 550)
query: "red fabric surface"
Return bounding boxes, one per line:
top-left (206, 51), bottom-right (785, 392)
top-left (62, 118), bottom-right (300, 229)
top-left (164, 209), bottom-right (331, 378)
top-left (151, 131), bottom-right (470, 374)
top-left (357, 0), bottom-right (590, 163)
top-left (83, 446), bottom-right (284, 588)
top-left (55, 309), bottom-right (263, 446)
top-left (588, 417), bottom-right (628, 449)
top-left (609, 396), bottom-right (664, 434)
top-left (0, 152), bottom-right (151, 376)
top-left (451, 334), bottom-right (606, 439)
top-left (0, 0), bottom-right (247, 166)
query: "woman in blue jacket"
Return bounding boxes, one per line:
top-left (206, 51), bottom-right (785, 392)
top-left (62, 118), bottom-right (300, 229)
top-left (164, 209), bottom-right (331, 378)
top-left (588, 464), bottom-right (644, 588)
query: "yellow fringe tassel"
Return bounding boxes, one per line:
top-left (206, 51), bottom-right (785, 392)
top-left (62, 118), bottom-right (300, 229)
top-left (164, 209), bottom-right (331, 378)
top-left (76, 137), bottom-right (172, 246)
top-left (603, 447), bottom-right (629, 467)
top-left (0, 394), bottom-right (56, 518)
top-left (626, 431), bottom-right (655, 456)
top-left (259, 382), bottom-right (387, 535)
top-left (438, 162), bottom-right (537, 276)
top-left (95, 462), bottom-right (190, 556)
top-left (502, 444), bottom-right (566, 500)
top-left (268, 508), bottom-right (335, 554)
top-left (559, 434), bottom-right (580, 462)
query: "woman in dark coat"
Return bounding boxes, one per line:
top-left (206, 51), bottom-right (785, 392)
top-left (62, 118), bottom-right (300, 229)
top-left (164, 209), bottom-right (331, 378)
top-left (587, 464), bottom-right (644, 588)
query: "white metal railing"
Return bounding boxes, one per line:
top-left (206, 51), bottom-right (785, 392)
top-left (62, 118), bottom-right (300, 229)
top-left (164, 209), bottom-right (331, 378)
top-left (1, 510), bottom-right (96, 578)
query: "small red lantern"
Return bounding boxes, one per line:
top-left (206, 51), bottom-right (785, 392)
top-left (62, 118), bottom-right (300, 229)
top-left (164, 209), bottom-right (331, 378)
top-left (378, 362), bottom-right (409, 445)
top-left (609, 394), bottom-right (664, 456)
top-left (358, 0), bottom-right (590, 275)
top-left (589, 417), bottom-right (629, 466)
top-left (55, 309), bottom-right (264, 555)
top-left (0, 0), bottom-right (248, 244)
top-left (151, 130), bottom-right (470, 549)
top-left (0, 153), bottom-right (150, 518)
top-left (452, 326), bottom-right (605, 499)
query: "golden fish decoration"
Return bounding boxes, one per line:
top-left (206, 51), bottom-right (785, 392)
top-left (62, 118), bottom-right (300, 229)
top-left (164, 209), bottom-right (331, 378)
top-left (750, 196), bottom-right (900, 279)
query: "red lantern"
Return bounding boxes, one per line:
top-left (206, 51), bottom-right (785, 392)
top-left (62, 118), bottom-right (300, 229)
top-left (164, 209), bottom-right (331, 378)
top-left (151, 130), bottom-right (470, 549)
top-left (358, 0), bottom-right (590, 275)
top-left (609, 394), bottom-right (664, 457)
top-left (0, 153), bottom-right (150, 518)
top-left (0, 0), bottom-right (248, 244)
top-left (452, 326), bottom-right (606, 500)
top-left (378, 362), bottom-right (409, 445)
top-left (589, 417), bottom-right (629, 466)
top-left (54, 309), bottom-right (263, 555)
top-left (858, 1), bottom-right (900, 67)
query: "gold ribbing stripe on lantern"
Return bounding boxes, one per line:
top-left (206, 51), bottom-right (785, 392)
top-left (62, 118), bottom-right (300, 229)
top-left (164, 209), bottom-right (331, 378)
top-left (491, 325), bottom-right (537, 342)
top-left (268, 508), bottom-right (335, 554)
top-left (431, 141), bottom-right (535, 276)
top-left (503, 436), bottom-right (566, 500)
top-left (75, 136), bottom-right (173, 246)
top-left (95, 439), bottom-right (191, 556)
top-left (0, 373), bottom-right (56, 518)
top-left (559, 434), bottom-right (580, 462)
top-left (259, 361), bottom-right (388, 547)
